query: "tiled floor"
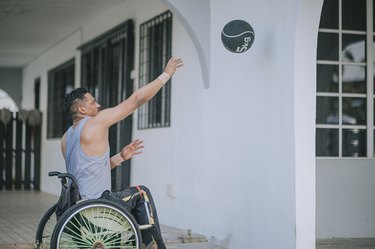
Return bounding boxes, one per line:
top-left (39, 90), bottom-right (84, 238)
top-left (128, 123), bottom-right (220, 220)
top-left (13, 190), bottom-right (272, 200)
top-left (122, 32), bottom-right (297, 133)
top-left (0, 191), bottom-right (374, 249)
top-left (0, 191), bottom-right (55, 246)
top-left (316, 238), bottom-right (375, 249)
top-left (0, 191), bottom-right (225, 249)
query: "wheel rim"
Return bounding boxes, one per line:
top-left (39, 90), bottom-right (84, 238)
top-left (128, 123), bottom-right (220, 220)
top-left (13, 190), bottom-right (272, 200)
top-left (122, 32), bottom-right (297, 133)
top-left (56, 204), bottom-right (139, 249)
top-left (41, 217), bottom-right (56, 248)
top-left (36, 204), bottom-right (57, 249)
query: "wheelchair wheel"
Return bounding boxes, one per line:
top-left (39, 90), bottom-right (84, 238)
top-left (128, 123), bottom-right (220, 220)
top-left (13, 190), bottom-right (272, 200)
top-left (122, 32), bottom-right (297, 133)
top-left (50, 199), bottom-right (141, 249)
top-left (35, 203), bottom-right (58, 249)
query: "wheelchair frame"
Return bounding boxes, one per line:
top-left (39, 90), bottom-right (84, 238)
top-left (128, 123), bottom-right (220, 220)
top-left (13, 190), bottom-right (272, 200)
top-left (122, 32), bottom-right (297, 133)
top-left (35, 172), bottom-right (144, 249)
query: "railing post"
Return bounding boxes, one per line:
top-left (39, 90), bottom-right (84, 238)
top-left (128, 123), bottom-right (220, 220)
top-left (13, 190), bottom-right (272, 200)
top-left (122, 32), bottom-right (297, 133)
top-left (33, 113), bottom-right (42, 191)
top-left (5, 119), bottom-right (13, 190)
top-left (24, 122), bottom-right (32, 190)
top-left (0, 122), bottom-right (4, 190)
top-left (15, 113), bottom-right (23, 190)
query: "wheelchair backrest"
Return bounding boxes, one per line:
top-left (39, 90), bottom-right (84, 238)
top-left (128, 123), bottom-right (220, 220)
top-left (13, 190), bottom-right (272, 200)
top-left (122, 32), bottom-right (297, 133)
top-left (49, 171), bottom-right (81, 219)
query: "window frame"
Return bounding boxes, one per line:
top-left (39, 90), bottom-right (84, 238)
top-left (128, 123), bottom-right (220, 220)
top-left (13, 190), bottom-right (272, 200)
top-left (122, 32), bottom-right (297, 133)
top-left (47, 58), bottom-right (75, 139)
top-left (138, 10), bottom-right (173, 130)
top-left (316, 0), bottom-right (374, 158)
top-left (80, 19), bottom-right (134, 190)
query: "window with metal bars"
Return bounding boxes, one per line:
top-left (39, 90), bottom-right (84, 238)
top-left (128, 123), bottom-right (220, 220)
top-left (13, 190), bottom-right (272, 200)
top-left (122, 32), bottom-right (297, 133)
top-left (47, 59), bottom-right (75, 138)
top-left (80, 20), bottom-right (134, 190)
top-left (80, 20), bottom-right (134, 110)
top-left (34, 77), bottom-right (40, 110)
top-left (138, 11), bottom-right (173, 129)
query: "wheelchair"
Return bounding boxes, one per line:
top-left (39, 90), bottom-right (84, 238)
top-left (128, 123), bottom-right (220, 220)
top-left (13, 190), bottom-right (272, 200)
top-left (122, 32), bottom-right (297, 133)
top-left (35, 171), bottom-right (148, 249)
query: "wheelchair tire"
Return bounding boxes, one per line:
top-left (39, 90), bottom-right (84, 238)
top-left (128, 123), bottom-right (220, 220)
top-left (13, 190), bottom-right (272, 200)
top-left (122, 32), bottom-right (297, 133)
top-left (50, 199), bottom-right (142, 249)
top-left (35, 203), bottom-right (58, 249)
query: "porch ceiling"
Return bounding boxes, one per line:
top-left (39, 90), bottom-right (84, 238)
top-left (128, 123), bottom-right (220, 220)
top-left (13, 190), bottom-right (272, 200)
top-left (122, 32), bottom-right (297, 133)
top-left (0, 0), bottom-right (126, 68)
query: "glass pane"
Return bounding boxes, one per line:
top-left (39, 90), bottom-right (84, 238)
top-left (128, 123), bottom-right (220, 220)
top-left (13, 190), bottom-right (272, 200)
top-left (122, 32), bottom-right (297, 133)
top-left (316, 96), bottom-right (339, 124)
top-left (317, 64), bottom-right (339, 92)
top-left (319, 0), bottom-right (338, 29)
top-left (317, 32), bottom-right (339, 61)
top-left (342, 0), bottom-right (366, 31)
top-left (342, 129), bottom-right (366, 157)
top-left (342, 97), bottom-right (366, 125)
top-left (316, 128), bottom-right (339, 156)
top-left (342, 65), bottom-right (366, 93)
top-left (342, 34), bottom-right (366, 63)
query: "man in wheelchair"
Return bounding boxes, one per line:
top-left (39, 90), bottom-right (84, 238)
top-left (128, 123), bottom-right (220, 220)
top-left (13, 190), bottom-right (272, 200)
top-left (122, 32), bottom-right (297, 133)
top-left (61, 57), bottom-right (183, 249)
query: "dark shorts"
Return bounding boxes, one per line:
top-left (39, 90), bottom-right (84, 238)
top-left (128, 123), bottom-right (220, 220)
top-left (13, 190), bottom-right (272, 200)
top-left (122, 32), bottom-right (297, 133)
top-left (100, 185), bottom-right (154, 226)
top-left (99, 185), bottom-right (166, 249)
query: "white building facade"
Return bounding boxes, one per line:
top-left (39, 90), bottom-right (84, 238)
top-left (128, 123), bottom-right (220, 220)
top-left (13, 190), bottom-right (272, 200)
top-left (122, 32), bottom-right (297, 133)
top-left (18, 0), bottom-right (375, 249)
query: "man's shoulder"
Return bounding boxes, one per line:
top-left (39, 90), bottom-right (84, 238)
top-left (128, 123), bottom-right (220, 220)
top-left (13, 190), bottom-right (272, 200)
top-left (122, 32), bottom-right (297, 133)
top-left (86, 112), bottom-right (113, 129)
top-left (83, 115), bottom-right (106, 130)
top-left (81, 117), bottom-right (108, 142)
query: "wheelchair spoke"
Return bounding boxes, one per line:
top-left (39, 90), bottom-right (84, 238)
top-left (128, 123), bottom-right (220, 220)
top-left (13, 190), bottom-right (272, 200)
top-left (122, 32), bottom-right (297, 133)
top-left (81, 208), bottom-right (96, 237)
top-left (90, 205), bottom-right (99, 241)
top-left (59, 214), bottom-right (94, 247)
top-left (60, 226), bottom-right (92, 247)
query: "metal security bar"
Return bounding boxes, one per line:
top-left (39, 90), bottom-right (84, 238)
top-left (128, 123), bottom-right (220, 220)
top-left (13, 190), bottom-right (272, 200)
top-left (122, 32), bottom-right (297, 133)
top-left (138, 11), bottom-right (172, 129)
top-left (47, 59), bottom-right (75, 138)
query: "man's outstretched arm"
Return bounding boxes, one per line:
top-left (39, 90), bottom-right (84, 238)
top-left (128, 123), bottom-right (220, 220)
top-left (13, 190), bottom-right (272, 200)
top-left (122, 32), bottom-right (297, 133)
top-left (96, 57), bottom-right (183, 128)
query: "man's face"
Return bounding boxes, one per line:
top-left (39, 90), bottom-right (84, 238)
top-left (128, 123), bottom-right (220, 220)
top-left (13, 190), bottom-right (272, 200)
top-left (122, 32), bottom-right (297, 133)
top-left (82, 93), bottom-right (101, 116)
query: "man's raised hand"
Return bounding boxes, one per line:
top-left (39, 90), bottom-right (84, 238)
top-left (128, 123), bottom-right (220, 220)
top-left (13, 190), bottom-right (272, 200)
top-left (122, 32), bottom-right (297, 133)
top-left (164, 57), bottom-right (183, 77)
top-left (120, 139), bottom-right (144, 161)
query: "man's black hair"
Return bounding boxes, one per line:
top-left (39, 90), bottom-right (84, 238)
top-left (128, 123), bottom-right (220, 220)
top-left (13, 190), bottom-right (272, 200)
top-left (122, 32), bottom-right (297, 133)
top-left (64, 87), bottom-right (89, 115)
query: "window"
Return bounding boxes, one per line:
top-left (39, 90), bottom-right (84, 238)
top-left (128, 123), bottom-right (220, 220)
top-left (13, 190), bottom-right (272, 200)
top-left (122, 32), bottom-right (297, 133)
top-left (80, 20), bottom-right (134, 190)
top-left (138, 11), bottom-right (173, 129)
top-left (34, 77), bottom-right (40, 110)
top-left (81, 20), bottom-right (134, 112)
top-left (316, 0), bottom-right (373, 157)
top-left (47, 59), bottom-right (75, 138)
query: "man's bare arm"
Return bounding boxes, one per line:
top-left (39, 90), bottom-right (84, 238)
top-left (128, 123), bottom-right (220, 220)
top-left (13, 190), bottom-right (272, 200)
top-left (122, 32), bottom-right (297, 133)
top-left (61, 132), bottom-right (67, 160)
top-left (95, 57), bottom-right (183, 128)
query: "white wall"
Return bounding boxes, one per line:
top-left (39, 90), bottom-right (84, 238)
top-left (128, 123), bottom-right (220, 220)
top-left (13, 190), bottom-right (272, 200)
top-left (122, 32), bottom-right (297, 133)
top-left (134, 0), bottom-right (314, 248)
top-left (294, 0), bottom-right (323, 248)
top-left (316, 159), bottom-right (375, 238)
top-left (207, 0), bottom-right (297, 247)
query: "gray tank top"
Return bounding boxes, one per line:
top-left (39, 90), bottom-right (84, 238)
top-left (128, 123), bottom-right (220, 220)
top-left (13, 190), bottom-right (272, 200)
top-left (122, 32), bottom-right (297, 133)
top-left (65, 117), bottom-right (111, 199)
